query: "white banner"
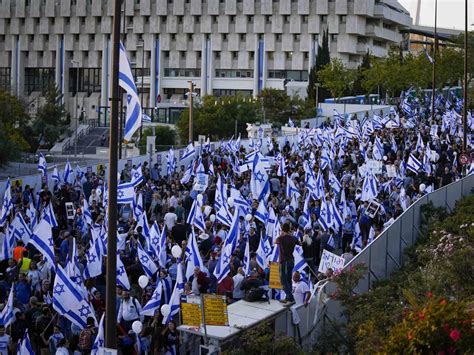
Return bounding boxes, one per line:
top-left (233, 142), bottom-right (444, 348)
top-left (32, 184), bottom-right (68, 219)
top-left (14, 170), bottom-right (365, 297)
top-left (318, 249), bottom-right (346, 274)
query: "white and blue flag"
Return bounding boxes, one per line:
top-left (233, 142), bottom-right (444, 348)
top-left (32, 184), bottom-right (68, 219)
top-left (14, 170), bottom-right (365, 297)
top-left (117, 181), bottom-right (135, 204)
top-left (119, 42), bottom-right (142, 141)
top-left (407, 154), bottom-right (423, 174)
top-left (137, 242), bottom-right (158, 279)
top-left (18, 330), bottom-right (35, 355)
top-left (38, 153), bottom-right (47, 177)
top-left (180, 142), bottom-right (196, 161)
top-left (91, 314), bottom-right (105, 355)
top-left (53, 264), bottom-right (96, 329)
top-left (0, 179), bottom-right (12, 227)
top-left (141, 280), bottom-right (162, 316)
top-left (117, 253), bottom-right (131, 291)
top-left (63, 160), bottom-right (74, 185)
top-left (163, 262), bottom-right (184, 324)
top-left (29, 218), bottom-right (56, 268)
top-left (185, 230), bottom-right (205, 279)
top-left (0, 286), bottom-right (14, 326)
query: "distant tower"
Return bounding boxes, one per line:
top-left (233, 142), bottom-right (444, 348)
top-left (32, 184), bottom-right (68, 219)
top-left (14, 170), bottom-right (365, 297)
top-left (415, 0), bottom-right (422, 25)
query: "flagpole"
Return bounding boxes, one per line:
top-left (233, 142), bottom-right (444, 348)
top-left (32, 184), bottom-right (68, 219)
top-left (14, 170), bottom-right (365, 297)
top-left (105, 0), bottom-right (121, 349)
top-left (463, 0), bottom-right (468, 154)
top-left (430, 0), bottom-right (438, 122)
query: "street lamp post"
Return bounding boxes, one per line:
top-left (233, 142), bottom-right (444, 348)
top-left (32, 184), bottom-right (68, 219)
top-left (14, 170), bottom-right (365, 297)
top-left (138, 39), bottom-right (145, 136)
top-left (315, 82), bottom-right (320, 117)
top-left (430, 0), bottom-right (438, 123)
top-left (463, 0), bottom-right (468, 154)
top-left (71, 59), bottom-right (80, 159)
top-left (188, 80), bottom-right (194, 142)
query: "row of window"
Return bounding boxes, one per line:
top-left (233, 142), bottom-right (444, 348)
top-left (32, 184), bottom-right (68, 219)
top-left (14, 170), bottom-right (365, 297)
top-left (0, 67), bottom-right (11, 91)
top-left (163, 68), bottom-right (307, 81)
top-left (24, 68), bottom-right (54, 94)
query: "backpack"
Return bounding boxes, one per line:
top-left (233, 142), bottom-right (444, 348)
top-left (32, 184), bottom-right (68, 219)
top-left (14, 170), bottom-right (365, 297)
top-left (244, 288), bottom-right (268, 303)
top-left (78, 328), bottom-right (93, 351)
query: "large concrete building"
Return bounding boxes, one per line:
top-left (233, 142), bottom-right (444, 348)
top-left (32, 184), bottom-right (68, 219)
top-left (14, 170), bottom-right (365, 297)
top-left (0, 0), bottom-right (411, 125)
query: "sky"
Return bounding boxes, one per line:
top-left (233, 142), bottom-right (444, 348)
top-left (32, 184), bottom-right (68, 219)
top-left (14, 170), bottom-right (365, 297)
top-left (398, 0), bottom-right (474, 30)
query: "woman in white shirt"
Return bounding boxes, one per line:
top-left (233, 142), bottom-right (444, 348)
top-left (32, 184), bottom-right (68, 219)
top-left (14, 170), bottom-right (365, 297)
top-left (27, 261), bottom-right (42, 294)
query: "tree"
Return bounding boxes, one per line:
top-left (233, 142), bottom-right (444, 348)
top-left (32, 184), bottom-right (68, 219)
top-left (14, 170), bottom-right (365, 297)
top-left (176, 95), bottom-right (258, 141)
top-left (352, 51), bottom-right (372, 96)
top-left (318, 58), bottom-right (356, 102)
top-left (0, 90), bottom-right (31, 166)
top-left (307, 29), bottom-right (331, 105)
top-left (138, 126), bottom-right (177, 155)
top-left (32, 84), bottom-right (70, 150)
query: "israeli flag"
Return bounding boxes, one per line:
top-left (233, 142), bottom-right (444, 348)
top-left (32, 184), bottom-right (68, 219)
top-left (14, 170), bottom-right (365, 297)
top-left (137, 242), bottom-right (158, 278)
top-left (423, 47), bottom-right (435, 64)
top-left (117, 253), bottom-right (131, 290)
top-left (131, 164), bottom-right (144, 187)
top-left (29, 219), bottom-right (56, 268)
top-left (18, 330), bottom-right (35, 355)
top-left (141, 279), bottom-right (162, 316)
top-left (75, 165), bottom-right (87, 184)
top-left (213, 243), bottom-right (233, 284)
top-left (84, 239), bottom-right (102, 279)
top-left (230, 187), bottom-right (251, 215)
top-left (250, 153), bottom-right (270, 201)
top-left (328, 169), bottom-right (342, 194)
top-left (162, 275), bottom-right (173, 304)
top-left (11, 213), bottom-right (32, 244)
top-left (361, 173), bottom-right (378, 202)
top-left (214, 175), bottom-right (227, 212)
top-left (372, 136), bottom-right (384, 161)
top-left (119, 42), bottom-right (142, 141)
top-left (318, 199), bottom-right (330, 231)
top-left (0, 284), bottom-right (14, 326)
top-left (91, 314), bottom-right (105, 355)
top-left (0, 225), bottom-right (14, 261)
top-left (180, 163), bottom-right (194, 185)
top-left (243, 238), bottom-right (250, 276)
top-left (256, 234), bottom-right (271, 270)
top-left (63, 160), bottom-right (74, 185)
top-left (81, 198), bottom-right (93, 226)
top-left (407, 154), bottom-right (423, 174)
top-left (142, 113), bottom-right (152, 123)
top-left (117, 181), bottom-right (135, 204)
top-left (216, 202), bottom-right (233, 228)
top-left (293, 245), bottom-right (308, 274)
top-left (185, 230), bottom-right (205, 279)
top-left (180, 142), bottom-right (196, 161)
top-left (156, 226), bottom-right (167, 269)
top-left (314, 170), bottom-right (325, 200)
top-left (38, 153), bottom-right (47, 177)
top-left (132, 193), bottom-right (144, 222)
top-left (166, 148), bottom-right (176, 176)
top-left (276, 153), bottom-right (286, 177)
top-left (162, 262), bottom-right (184, 324)
top-left (53, 264), bottom-right (96, 329)
top-left (52, 167), bottom-right (60, 185)
top-left (254, 200), bottom-right (269, 224)
top-left (0, 179), bottom-right (12, 227)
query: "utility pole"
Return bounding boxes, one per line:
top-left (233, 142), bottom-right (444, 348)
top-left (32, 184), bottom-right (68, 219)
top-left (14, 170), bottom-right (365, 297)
top-left (463, 0), bottom-right (468, 154)
top-left (430, 0), bottom-right (438, 123)
top-left (315, 83), bottom-right (320, 116)
top-left (71, 60), bottom-right (80, 159)
top-left (105, 0), bottom-right (121, 349)
top-left (118, 0), bottom-right (126, 159)
top-left (188, 80), bottom-right (194, 142)
top-left (139, 38), bottom-right (145, 136)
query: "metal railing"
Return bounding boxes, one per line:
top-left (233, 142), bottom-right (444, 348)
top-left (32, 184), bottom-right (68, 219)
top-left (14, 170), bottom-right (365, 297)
top-left (307, 174), bottom-right (474, 346)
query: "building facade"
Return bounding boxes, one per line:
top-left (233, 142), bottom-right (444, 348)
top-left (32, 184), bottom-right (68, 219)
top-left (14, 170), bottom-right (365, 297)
top-left (0, 0), bottom-right (411, 123)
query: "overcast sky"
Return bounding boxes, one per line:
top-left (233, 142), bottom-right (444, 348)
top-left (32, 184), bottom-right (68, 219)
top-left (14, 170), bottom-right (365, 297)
top-left (398, 0), bottom-right (474, 30)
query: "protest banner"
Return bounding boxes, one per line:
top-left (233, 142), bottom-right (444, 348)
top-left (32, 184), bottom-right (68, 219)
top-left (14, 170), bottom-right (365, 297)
top-left (318, 249), bottom-right (346, 274)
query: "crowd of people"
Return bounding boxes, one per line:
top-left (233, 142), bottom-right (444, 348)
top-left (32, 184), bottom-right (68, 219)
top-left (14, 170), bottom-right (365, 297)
top-left (0, 90), bottom-right (472, 354)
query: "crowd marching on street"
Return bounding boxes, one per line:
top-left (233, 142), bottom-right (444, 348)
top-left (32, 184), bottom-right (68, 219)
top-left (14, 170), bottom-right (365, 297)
top-left (0, 88), bottom-right (472, 354)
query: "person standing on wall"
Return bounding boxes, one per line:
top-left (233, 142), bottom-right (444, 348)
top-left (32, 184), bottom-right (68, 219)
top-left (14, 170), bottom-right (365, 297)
top-left (275, 222), bottom-right (300, 306)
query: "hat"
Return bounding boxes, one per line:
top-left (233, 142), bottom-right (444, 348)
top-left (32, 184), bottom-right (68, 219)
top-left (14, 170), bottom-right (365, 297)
top-left (198, 233), bottom-right (209, 241)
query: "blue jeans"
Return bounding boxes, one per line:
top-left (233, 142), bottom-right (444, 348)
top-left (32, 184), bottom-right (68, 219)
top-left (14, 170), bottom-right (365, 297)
top-left (280, 260), bottom-right (295, 302)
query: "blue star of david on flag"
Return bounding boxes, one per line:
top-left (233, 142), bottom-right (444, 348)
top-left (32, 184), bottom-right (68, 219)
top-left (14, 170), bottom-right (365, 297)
top-left (54, 284), bottom-right (65, 296)
top-left (78, 305), bottom-right (91, 317)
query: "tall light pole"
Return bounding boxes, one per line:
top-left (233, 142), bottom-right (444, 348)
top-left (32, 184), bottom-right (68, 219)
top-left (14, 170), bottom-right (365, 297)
top-left (71, 59), bottom-right (80, 159)
top-left (430, 0), bottom-right (438, 123)
top-left (315, 82), bottom-right (320, 116)
top-left (463, 0), bottom-right (468, 153)
top-left (188, 80), bottom-right (194, 142)
top-left (137, 39), bottom-right (145, 135)
top-left (105, 0), bottom-right (121, 349)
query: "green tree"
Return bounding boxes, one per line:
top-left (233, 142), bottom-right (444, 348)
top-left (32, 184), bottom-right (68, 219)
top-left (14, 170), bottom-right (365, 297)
top-left (307, 29), bottom-right (330, 105)
top-left (318, 58), bottom-right (356, 102)
top-left (138, 126), bottom-right (177, 154)
top-left (352, 51), bottom-right (372, 96)
top-left (32, 84), bottom-right (70, 150)
top-left (176, 95), bottom-right (258, 141)
top-left (0, 90), bottom-right (31, 165)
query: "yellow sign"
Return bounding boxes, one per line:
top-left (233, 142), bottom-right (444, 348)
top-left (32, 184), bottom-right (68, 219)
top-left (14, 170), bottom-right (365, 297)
top-left (180, 295), bottom-right (202, 327)
top-left (203, 294), bottom-right (228, 326)
top-left (96, 164), bottom-right (106, 176)
top-left (269, 262), bottom-right (283, 289)
top-left (11, 179), bottom-right (23, 189)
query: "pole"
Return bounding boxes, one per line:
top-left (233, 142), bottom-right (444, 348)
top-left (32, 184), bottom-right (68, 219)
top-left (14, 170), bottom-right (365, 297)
top-left (463, 0), bottom-right (468, 153)
top-left (140, 39), bottom-right (145, 135)
top-left (431, 0), bottom-right (438, 123)
top-left (315, 83), bottom-right (319, 116)
top-left (118, 0), bottom-right (126, 159)
top-left (188, 80), bottom-right (194, 142)
top-left (105, 0), bottom-right (121, 349)
top-left (74, 61), bottom-right (79, 159)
